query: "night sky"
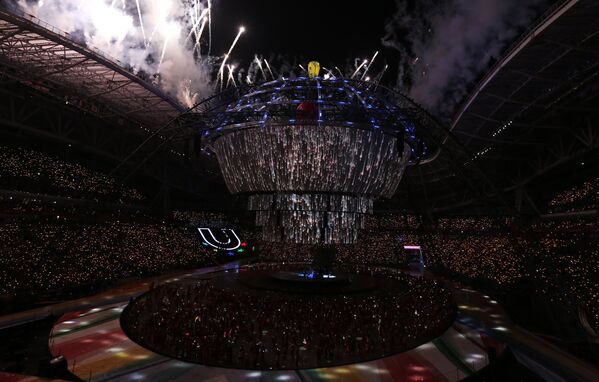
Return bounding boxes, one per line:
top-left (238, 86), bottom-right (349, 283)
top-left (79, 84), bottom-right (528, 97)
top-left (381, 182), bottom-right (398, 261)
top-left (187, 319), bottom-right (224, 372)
top-left (210, 0), bottom-right (398, 76)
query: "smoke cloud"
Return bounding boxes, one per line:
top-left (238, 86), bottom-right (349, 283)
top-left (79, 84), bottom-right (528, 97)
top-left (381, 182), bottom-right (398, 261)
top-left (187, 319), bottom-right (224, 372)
top-left (383, 0), bottom-right (549, 119)
top-left (13, 0), bottom-right (214, 107)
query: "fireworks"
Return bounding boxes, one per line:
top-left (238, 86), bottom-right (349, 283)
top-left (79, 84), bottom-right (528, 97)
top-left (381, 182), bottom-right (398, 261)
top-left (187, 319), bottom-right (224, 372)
top-left (263, 58), bottom-right (275, 79)
top-left (16, 0), bottom-right (243, 107)
top-left (217, 26), bottom-right (245, 90)
top-left (350, 59), bottom-right (368, 79)
top-left (193, 17), bottom-right (208, 55)
top-left (134, 0), bottom-right (146, 44)
top-left (226, 65), bottom-right (237, 88)
top-left (15, 1), bottom-right (390, 108)
top-left (254, 56), bottom-right (267, 81)
top-left (360, 51), bottom-right (379, 80)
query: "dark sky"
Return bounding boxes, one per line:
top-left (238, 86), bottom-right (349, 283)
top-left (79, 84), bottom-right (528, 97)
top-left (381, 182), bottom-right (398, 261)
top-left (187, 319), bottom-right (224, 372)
top-left (210, 0), bottom-right (398, 74)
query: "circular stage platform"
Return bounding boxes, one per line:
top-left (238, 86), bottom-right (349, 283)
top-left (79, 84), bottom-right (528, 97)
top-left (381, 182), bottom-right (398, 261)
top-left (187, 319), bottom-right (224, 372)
top-left (238, 270), bottom-right (376, 294)
top-left (121, 263), bottom-right (456, 370)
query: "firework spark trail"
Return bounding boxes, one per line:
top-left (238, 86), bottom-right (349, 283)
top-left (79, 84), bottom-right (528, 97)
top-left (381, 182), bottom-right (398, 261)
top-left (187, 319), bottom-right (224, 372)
top-left (374, 64), bottom-right (389, 85)
top-left (350, 59), bottom-right (368, 79)
top-left (193, 18), bottom-right (208, 55)
top-left (226, 26), bottom-right (245, 56)
top-left (218, 54), bottom-right (228, 90)
top-left (255, 56), bottom-right (267, 81)
top-left (194, 0), bottom-right (200, 19)
top-left (207, 0), bottom-right (212, 54)
top-left (360, 51), bottom-right (379, 80)
top-left (17, 0), bottom-right (230, 106)
top-left (157, 33), bottom-right (170, 72)
top-left (264, 59), bottom-right (275, 80)
top-left (218, 26), bottom-right (245, 90)
top-left (134, 0), bottom-right (147, 44)
top-left (185, 8), bottom-right (209, 43)
top-left (145, 12), bottom-right (170, 52)
top-left (226, 65), bottom-right (237, 87)
top-left (146, 23), bottom-right (161, 47)
top-left (322, 66), bottom-right (336, 79)
top-left (335, 67), bottom-right (344, 77)
top-left (298, 64), bottom-right (307, 74)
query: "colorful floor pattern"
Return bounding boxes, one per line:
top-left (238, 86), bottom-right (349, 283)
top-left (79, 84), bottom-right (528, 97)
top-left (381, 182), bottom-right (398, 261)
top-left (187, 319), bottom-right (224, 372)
top-left (44, 303), bottom-right (493, 382)
top-left (0, 264), bottom-right (515, 382)
top-left (41, 267), bottom-right (503, 382)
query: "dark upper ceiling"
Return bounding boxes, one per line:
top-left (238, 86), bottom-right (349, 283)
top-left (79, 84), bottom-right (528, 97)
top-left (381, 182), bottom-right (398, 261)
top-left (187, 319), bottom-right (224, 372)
top-left (1, 1), bottom-right (598, 216)
top-left (398, 0), bottom-right (599, 216)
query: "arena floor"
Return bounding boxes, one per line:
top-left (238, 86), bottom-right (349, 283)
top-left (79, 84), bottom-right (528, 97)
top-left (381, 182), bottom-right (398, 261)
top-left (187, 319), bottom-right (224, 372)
top-left (1, 262), bottom-right (596, 382)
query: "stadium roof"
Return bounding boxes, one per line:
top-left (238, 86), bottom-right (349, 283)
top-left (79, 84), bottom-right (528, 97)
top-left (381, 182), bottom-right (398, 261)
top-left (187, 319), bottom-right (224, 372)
top-left (0, 9), bottom-right (185, 129)
top-left (2, 2), bottom-right (598, 213)
top-left (403, 0), bottom-right (599, 216)
top-left (0, 9), bottom-right (224, 202)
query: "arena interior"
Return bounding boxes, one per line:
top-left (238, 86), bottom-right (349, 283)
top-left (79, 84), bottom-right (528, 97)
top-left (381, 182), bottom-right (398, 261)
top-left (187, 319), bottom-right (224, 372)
top-left (0, 1), bottom-right (598, 381)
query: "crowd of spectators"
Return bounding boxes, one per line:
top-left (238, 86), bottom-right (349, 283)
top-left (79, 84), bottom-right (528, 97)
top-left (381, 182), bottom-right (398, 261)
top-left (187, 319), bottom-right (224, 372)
top-left (421, 218), bottom-right (526, 286)
top-left (421, 220), bottom-right (597, 330)
top-left (250, 182), bottom-right (597, 332)
top-left (0, 145), bottom-right (248, 300)
top-left (1, 141), bottom-right (595, 333)
top-left (255, 232), bottom-right (406, 265)
top-left (418, 178), bottom-right (598, 330)
top-left (0, 194), bottom-right (150, 224)
top-left (122, 263), bottom-right (455, 369)
top-left (0, 218), bottom-right (219, 297)
top-left (528, 219), bottom-right (598, 330)
top-left (0, 195), bottom-right (50, 216)
top-left (0, 146), bottom-right (144, 202)
top-left (527, 178), bottom-right (597, 328)
top-left (363, 213), bottom-right (420, 230)
top-left (171, 210), bottom-right (229, 226)
top-left (254, 214), bottom-right (420, 265)
top-left (547, 177), bottom-right (598, 213)
top-left (434, 217), bottom-right (504, 232)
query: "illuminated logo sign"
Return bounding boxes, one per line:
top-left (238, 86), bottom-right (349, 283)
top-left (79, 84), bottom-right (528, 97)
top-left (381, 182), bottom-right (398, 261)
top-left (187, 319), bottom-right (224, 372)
top-left (197, 228), bottom-right (242, 250)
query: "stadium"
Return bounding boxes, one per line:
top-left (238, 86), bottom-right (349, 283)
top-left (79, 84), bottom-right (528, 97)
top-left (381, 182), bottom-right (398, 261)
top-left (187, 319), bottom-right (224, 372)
top-left (0, 1), bottom-right (597, 381)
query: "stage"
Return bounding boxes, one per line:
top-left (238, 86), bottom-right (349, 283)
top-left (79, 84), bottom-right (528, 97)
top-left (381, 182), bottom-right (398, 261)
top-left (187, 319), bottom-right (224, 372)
top-left (119, 263), bottom-right (457, 369)
top-left (238, 270), bottom-right (377, 294)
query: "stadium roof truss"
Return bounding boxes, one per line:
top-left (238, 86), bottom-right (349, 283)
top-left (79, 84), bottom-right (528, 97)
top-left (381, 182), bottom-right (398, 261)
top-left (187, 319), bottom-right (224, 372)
top-left (407, 0), bottom-right (599, 215)
top-left (0, 9), bottom-right (184, 130)
top-left (0, 9), bottom-right (223, 199)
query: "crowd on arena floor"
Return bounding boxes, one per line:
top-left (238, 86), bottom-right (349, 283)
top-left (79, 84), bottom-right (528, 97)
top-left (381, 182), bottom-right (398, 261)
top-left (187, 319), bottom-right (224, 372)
top-left (0, 146), bottom-right (144, 202)
top-left (251, 179), bottom-right (598, 330)
top-left (122, 263), bottom-right (455, 369)
top-left (255, 232), bottom-right (406, 265)
top-left (0, 142), bottom-right (596, 331)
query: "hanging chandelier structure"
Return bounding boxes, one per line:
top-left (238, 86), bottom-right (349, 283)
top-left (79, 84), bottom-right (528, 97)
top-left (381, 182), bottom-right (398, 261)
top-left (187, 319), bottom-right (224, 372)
top-left (192, 75), bottom-right (434, 244)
